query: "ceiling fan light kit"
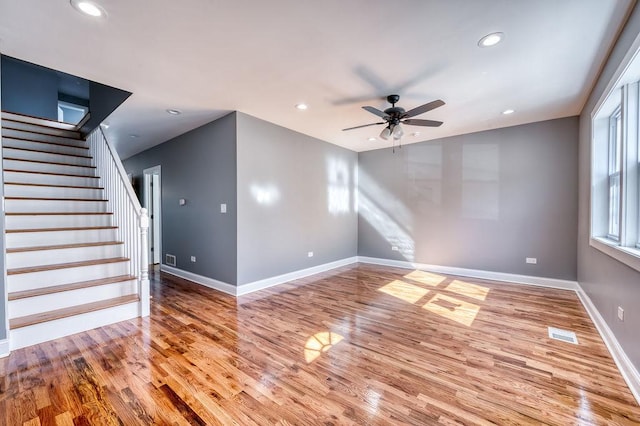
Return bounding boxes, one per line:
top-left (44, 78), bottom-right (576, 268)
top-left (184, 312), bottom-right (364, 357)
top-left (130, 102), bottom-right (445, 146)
top-left (343, 94), bottom-right (444, 150)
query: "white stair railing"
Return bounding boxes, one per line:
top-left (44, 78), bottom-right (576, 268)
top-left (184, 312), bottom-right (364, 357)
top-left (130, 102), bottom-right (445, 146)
top-left (87, 127), bottom-right (150, 316)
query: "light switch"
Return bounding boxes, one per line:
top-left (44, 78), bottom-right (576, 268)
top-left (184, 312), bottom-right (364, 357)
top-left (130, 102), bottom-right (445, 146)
top-left (221, 203), bottom-right (227, 213)
top-left (179, 198), bottom-right (186, 206)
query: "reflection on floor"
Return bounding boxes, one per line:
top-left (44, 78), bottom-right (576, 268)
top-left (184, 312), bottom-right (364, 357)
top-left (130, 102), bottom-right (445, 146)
top-left (0, 263), bottom-right (638, 424)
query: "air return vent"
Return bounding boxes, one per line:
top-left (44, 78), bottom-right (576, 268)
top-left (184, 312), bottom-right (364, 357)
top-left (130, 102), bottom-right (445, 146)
top-left (548, 327), bottom-right (578, 344)
top-left (165, 254), bottom-right (176, 267)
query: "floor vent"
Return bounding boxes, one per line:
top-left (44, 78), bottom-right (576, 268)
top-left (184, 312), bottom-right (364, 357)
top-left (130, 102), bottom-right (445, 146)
top-left (165, 254), bottom-right (176, 267)
top-left (548, 327), bottom-right (578, 344)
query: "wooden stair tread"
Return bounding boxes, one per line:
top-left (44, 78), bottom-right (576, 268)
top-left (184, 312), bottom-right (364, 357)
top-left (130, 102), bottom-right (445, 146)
top-left (3, 168), bottom-right (98, 178)
top-left (6, 225), bottom-right (117, 233)
top-left (5, 196), bottom-right (107, 201)
top-left (6, 212), bottom-right (112, 216)
top-left (3, 157), bottom-right (96, 168)
top-left (5, 182), bottom-right (103, 190)
top-left (8, 257), bottom-right (129, 275)
top-left (2, 111), bottom-right (79, 131)
top-left (2, 135), bottom-right (89, 149)
top-left (9, 275), bottom-right (136, 301)
top-left (3, 146), bottom-right (92, 159)
top-left (2, 125), bottom-right (81, 138)
top-left (7, 241), bottom-right (124, 253)
top-left (9, 294), bottom-right (139, 329)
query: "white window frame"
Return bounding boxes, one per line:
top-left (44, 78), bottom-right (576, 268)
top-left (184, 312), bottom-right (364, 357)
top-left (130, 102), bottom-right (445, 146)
top-left (590, 41), bottom-right (640, 274)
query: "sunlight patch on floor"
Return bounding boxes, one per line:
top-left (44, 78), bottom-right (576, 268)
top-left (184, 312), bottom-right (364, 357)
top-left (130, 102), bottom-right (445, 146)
top-left (445, 280), bottom-right (490, 301)
top-left (422, 294), bottom-right (480, 327)
top-left (304, 332), bottom-right (344, 363)
top-left (378, 280), bottom-right (430, 304)
top-left (403, 270), bottom-right (446, 287)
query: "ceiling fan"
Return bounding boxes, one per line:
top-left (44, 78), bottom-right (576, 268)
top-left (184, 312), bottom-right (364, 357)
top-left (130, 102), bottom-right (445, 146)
top-left (342, 94), bottom-right (444, 141)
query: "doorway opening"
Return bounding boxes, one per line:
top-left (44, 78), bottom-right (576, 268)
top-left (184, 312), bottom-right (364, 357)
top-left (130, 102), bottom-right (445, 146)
top-left (143, 166), bottom-right (162, 265)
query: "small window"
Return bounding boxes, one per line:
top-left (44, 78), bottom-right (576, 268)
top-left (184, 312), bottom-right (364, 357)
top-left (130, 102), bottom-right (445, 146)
top-left (57, 101), bottom-right (88, 125)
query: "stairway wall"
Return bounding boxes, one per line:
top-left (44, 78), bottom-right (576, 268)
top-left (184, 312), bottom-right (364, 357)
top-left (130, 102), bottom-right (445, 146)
top-left (0, 56), bottom-right (58, 121)
top-left (0, 56), bottom-right (6, 343)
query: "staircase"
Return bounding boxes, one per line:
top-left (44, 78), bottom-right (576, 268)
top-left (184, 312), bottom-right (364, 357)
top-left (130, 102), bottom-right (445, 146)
top-left (2, 111), bottom-right (145, 350)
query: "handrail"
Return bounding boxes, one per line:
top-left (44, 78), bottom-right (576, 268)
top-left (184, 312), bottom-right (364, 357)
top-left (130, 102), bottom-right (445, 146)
top-left (99, 127), bottom-right (143, 213)
top-left (87, 127), bottom-right (150, 317)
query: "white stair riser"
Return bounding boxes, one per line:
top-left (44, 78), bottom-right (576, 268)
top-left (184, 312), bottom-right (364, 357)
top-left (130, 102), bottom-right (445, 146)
top-left (3, 170), bottom-right (100, 187)
top-left (3, 159), bottom-right (96, 176)
top-left (4, 184), bottom-right (103, 199)
top-left (1, 118), bottom-right (80, 139)
top-left (7, 244), bottom-right (124, 269)
top-left (1, 128), bottom-right (84, 146)
top-left (8, 261), bottom-right (130, 291)
top-left (3, 147), bottom-right (92, 167)
top-left (5, 199), bottom-right (108, 213)
top-left (9, 280), bottom-right (138, 318)
top-left (6, 228), bottom-right (117, 248)
top-left (6, 214), bottom-right (113, 229)
top-left (3, 137), bottom-right (90, 156)
top-left (9, 302), bottom-right (139, 350)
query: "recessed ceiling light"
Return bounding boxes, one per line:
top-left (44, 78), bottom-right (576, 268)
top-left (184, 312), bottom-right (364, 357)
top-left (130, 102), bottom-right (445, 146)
top-left (130, 134), bottom-right (139, 139)
top-left (502, 109), bottom-right (515, 115)
top-left (295, 103), bottom-right (308, 110)
top-left (478, 32), bottom-right (504, 48)
top-left (166, 109), bottom-right (182, 115)
top-left (70, 0), bottom-right (105, 17)
top-left (411, 132), bottom-right (421, 137)
top-left (368, 137), bottom-right (377, 141)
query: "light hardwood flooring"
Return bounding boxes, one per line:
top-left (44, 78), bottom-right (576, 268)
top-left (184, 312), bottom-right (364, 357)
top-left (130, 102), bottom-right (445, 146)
top-left (0, 263), bottom-right (639, 425)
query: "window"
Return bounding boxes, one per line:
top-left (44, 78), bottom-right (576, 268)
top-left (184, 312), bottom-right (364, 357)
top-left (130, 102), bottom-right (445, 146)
top-left (608, 107), bottom-right (622, 240)
top-left (591, 66), bottom-right (640, 272)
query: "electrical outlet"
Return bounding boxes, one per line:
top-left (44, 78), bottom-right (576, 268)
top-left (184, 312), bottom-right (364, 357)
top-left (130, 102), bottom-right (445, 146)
top-left (190, 256), bottom-right (196, 262)
top-left (308, 251), bottom-right (314, 258)
top-left (618, 306), bottom-right (624, 321)
top-left (526, 257), bottom-right (537, 264)
top-left (179, 198), bottom-right (186, 206)
top-left (392, 246), bottom-right (399, 251)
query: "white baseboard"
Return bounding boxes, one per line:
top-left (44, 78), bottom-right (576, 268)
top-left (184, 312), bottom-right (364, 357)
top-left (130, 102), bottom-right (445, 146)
top-left (160, 258), bottom-right (359, 297)
top-left (237, 256), bottom-right (359, 296)
top-left (160, 264), bottom-right (236, 296)
top-left (576, 286), bottom-right (640, 404)
top-left (357, 256), bottom-right (579, 291)
top-left (0, 339), bottom-right (9, 358)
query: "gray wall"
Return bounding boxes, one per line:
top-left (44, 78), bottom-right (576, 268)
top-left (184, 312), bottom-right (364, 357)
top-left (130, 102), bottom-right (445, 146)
top-left (236, 113), bottom-right (358, 285)
top-left (358, 117), bottom-right (579, 280)
top-left (578, 3), bottom-right (640, 370)
top-left (123, 112), bottom-right (238, 285)
top-left (1, 56), bottom-right (58, 120)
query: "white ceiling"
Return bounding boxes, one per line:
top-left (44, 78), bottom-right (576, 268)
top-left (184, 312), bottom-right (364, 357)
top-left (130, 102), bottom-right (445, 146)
top-left (0, 0), bottom-right (634, 158)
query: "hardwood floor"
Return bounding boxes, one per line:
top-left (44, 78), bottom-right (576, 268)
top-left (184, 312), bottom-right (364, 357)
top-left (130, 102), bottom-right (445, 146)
top-left (1, 263), bottom-right (639, 425)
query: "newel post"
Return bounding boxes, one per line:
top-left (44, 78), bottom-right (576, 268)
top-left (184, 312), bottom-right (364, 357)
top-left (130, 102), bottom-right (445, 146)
top-left (139, 208), bottom-right (150, 317)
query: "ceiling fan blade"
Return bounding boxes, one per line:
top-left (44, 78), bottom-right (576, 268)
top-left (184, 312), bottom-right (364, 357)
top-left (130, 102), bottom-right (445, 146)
top-left (402, 119), bottom-right (443, 127)
top-left (362, 106), bottom-right (389, 119)
top-left (403, 99), bottom-right (445, 118)
top-left (342, 122), bottom-right (386, 131)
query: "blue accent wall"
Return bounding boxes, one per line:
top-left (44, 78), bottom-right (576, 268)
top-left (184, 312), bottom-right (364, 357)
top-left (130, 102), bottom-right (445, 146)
top-left (1, 56), bottom-right (58, 120)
